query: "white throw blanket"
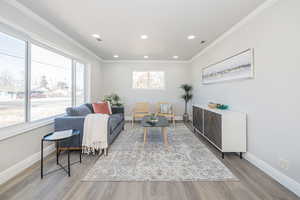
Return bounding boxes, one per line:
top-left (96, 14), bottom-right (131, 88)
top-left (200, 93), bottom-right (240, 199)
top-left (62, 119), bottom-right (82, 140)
top-left (82, 114), bottom-right (109, 154)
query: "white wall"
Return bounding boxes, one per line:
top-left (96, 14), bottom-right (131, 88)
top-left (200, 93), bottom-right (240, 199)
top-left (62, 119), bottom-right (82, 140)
top-left (0, 0), bottom-right (103, 182)
top-left (101, 61), bottom-right (190, 119)
top-left (190, 0), bottom-right (300, 194)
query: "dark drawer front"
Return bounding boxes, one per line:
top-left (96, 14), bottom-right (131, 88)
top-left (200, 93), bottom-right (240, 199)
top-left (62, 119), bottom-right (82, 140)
top-left (204, 110), bottom-right (222, 149)
top-left (193, 106), bottom-right (203, 133)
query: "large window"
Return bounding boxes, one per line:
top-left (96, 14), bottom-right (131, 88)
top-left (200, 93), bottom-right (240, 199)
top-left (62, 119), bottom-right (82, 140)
top-left (31, 45), bottom-right (72, 121)
top-left (132, 71), bottom-right (165, 89)
top-left (0, 32), bottom-right (26, 128)
top-left (0, 30), bottom-right (86, 130)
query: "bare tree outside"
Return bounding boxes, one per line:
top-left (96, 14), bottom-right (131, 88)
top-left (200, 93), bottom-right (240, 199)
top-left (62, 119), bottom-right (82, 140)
top-left (0, 32), bottom-right (26, 128)
top-left (0, 32), bottom-right (85, 128)
top-left (30, 44), bottom-right (72, 121)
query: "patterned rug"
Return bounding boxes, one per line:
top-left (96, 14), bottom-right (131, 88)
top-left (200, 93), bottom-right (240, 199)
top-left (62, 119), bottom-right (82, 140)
top-left (82, 124), bottom-right (238, 181)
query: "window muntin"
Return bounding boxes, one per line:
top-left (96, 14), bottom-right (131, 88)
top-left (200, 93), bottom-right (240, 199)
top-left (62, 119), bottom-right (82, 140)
top-left (0, 32), bottom-right (26, 128)
top-left (133, 71), bottom-right (165, 89)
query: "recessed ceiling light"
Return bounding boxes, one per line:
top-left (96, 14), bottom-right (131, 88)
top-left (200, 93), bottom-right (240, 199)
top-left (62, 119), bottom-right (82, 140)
top-left (173, 56), bottom-right (179, 59)
top-left (144, 55), bottom-right (149, 59)
top-left (113, 54), bottom-right (119, 58)
top-left (92, 34), bottom-right (101, 39)
top-left (140, 35), bottom-right (148, 39)
top-left (187, 35), bottom-right (196, 40)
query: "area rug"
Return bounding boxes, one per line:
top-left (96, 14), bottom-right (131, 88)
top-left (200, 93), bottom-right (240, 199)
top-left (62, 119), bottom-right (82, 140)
top-left (82, 124), bottom-right (238, 181)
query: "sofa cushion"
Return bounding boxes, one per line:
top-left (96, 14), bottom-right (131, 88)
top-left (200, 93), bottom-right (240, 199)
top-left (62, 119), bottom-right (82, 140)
top-left (66, 105), bottom-right (92, 116)
top-left (92, 102), bottom-right (112, 114)
top-left (84, 103), bottom-right (94, 113)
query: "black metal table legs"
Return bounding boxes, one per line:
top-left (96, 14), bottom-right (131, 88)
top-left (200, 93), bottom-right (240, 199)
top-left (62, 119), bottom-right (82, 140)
top-left (41, 136), bottom-right (82, 179)
top-left (67, 147), bottom-right (70, 176)
top-left (41, 139), bottom-right (43, 179)
top-left (56, 141), bottom-right (59, 165)
top-left (41, 138), bottom-right (72, 179)
top-left (56, 139), bottom-right (72, 177)
top-left (79, 133), bottom-right (82, 163)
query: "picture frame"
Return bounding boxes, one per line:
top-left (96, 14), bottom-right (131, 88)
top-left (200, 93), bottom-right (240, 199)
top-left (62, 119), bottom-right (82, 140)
top-left (202, 49), bottom-right (254, 84)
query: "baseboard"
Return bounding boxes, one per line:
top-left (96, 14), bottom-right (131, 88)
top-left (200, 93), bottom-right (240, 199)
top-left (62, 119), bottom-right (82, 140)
top-left (0, 144), bottom-right (55, 185)
top-left (244, 152), bottom-right (300, 197)
top-left (125, 116), bottom-right (183, 121)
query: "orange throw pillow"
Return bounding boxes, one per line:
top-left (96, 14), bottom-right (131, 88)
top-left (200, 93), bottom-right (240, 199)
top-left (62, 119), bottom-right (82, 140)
top-left (92, 102), bottom-right (112, 114)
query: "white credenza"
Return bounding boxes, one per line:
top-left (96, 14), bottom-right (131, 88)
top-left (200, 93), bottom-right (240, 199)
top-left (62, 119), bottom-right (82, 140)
top-left (192, 105), bottom-right (247, 159)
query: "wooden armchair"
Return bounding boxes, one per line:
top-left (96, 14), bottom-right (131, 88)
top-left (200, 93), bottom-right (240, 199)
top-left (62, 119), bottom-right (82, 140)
top-left (156, 102), bottom-right (176, 127)
top-left (132, 102), bottom-right (150, 127)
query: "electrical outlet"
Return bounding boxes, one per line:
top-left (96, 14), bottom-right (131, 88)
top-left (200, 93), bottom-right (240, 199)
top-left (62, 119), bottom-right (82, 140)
top-left (279, 158), bottom-right (289, 170)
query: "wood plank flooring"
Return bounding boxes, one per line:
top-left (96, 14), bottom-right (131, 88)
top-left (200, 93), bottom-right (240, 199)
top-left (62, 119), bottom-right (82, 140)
top-left (0, 123), bottom-right (299, 200)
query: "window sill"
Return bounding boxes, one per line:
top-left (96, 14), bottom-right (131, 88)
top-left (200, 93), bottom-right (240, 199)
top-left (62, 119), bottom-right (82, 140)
top-left (0, 116), bottom-right (62, 141)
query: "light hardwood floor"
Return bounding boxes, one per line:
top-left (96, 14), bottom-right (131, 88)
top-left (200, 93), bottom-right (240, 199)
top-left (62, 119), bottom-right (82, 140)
top-left (0, 123), bottom-right (299, 200)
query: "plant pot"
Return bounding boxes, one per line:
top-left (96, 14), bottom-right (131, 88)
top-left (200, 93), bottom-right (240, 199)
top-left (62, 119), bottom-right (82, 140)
top-left (183, 113), bottom-right (189, 122)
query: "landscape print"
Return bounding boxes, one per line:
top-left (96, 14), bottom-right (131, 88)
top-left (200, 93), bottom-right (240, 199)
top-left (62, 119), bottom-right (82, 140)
top-left (202, 49), bottom-right (253, 84)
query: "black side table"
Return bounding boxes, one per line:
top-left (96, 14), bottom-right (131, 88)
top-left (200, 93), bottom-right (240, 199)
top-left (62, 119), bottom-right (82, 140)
top-left (41, 130), bottom-right (81, 179)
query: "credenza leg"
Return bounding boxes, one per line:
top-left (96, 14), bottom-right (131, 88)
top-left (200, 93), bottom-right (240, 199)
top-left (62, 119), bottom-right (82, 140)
top-left (240, 152), bottom-right (243, 159)
top-left (222, 152), bottom-right (225, 159)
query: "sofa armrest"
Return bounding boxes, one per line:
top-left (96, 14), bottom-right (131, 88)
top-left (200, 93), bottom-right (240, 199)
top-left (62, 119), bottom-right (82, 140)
top-left (54, 116), bottom-right (85, 132)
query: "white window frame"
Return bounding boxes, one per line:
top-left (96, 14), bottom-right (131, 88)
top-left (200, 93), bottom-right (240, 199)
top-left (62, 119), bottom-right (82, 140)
top-left (0, 26), bottom-right (87, 140)
top-left (73, 60), bottom-right (87, 106)
top-left (132, 71), bottom-right (165, 90)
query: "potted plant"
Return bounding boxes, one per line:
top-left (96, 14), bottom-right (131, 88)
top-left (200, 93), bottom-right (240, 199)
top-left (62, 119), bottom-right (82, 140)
top-left (111, 93), bottom-right (123, 106)
top-left (103, 93), bottom-right (123, 106)
top-left (148, 113), bottom-right (158, 125)
top-left (180, 84), bottom-right (193, 122)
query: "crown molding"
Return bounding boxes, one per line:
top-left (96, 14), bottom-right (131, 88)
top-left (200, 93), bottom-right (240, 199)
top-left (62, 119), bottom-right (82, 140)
top-left (190, 0), bottom-right (280, 63)
top-left (102, 60), bottom-right (190, 64)
top-left (3, 0), bottom-right (103, 62)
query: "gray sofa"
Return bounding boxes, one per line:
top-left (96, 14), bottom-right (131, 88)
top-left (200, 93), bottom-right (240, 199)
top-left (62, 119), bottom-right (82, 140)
top-left (54, 103), bottom-right (124, 150)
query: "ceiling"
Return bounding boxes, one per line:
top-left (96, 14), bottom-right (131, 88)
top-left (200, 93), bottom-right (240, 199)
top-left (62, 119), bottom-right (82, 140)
top-left (16, 0), bottom-right (266, 61)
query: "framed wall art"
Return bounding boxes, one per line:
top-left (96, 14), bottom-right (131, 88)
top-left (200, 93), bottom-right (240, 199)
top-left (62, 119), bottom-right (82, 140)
top-left (202, 49), bottom-right (254, 84)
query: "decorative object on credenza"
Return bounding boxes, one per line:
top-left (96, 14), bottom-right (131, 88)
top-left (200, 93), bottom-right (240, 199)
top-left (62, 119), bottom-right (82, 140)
top-left (208, 102), bottom-right (218, 109)
top-left (202, 49), bottom-right (254, 84)
top-left (180, 84), bottom-right (193, 122)
top-left (216, 104), bottom-right (229, 110)
top-left (208, 102), bottom-right (229, 110)
top-left (103, 93), bottom-right (123, 106)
